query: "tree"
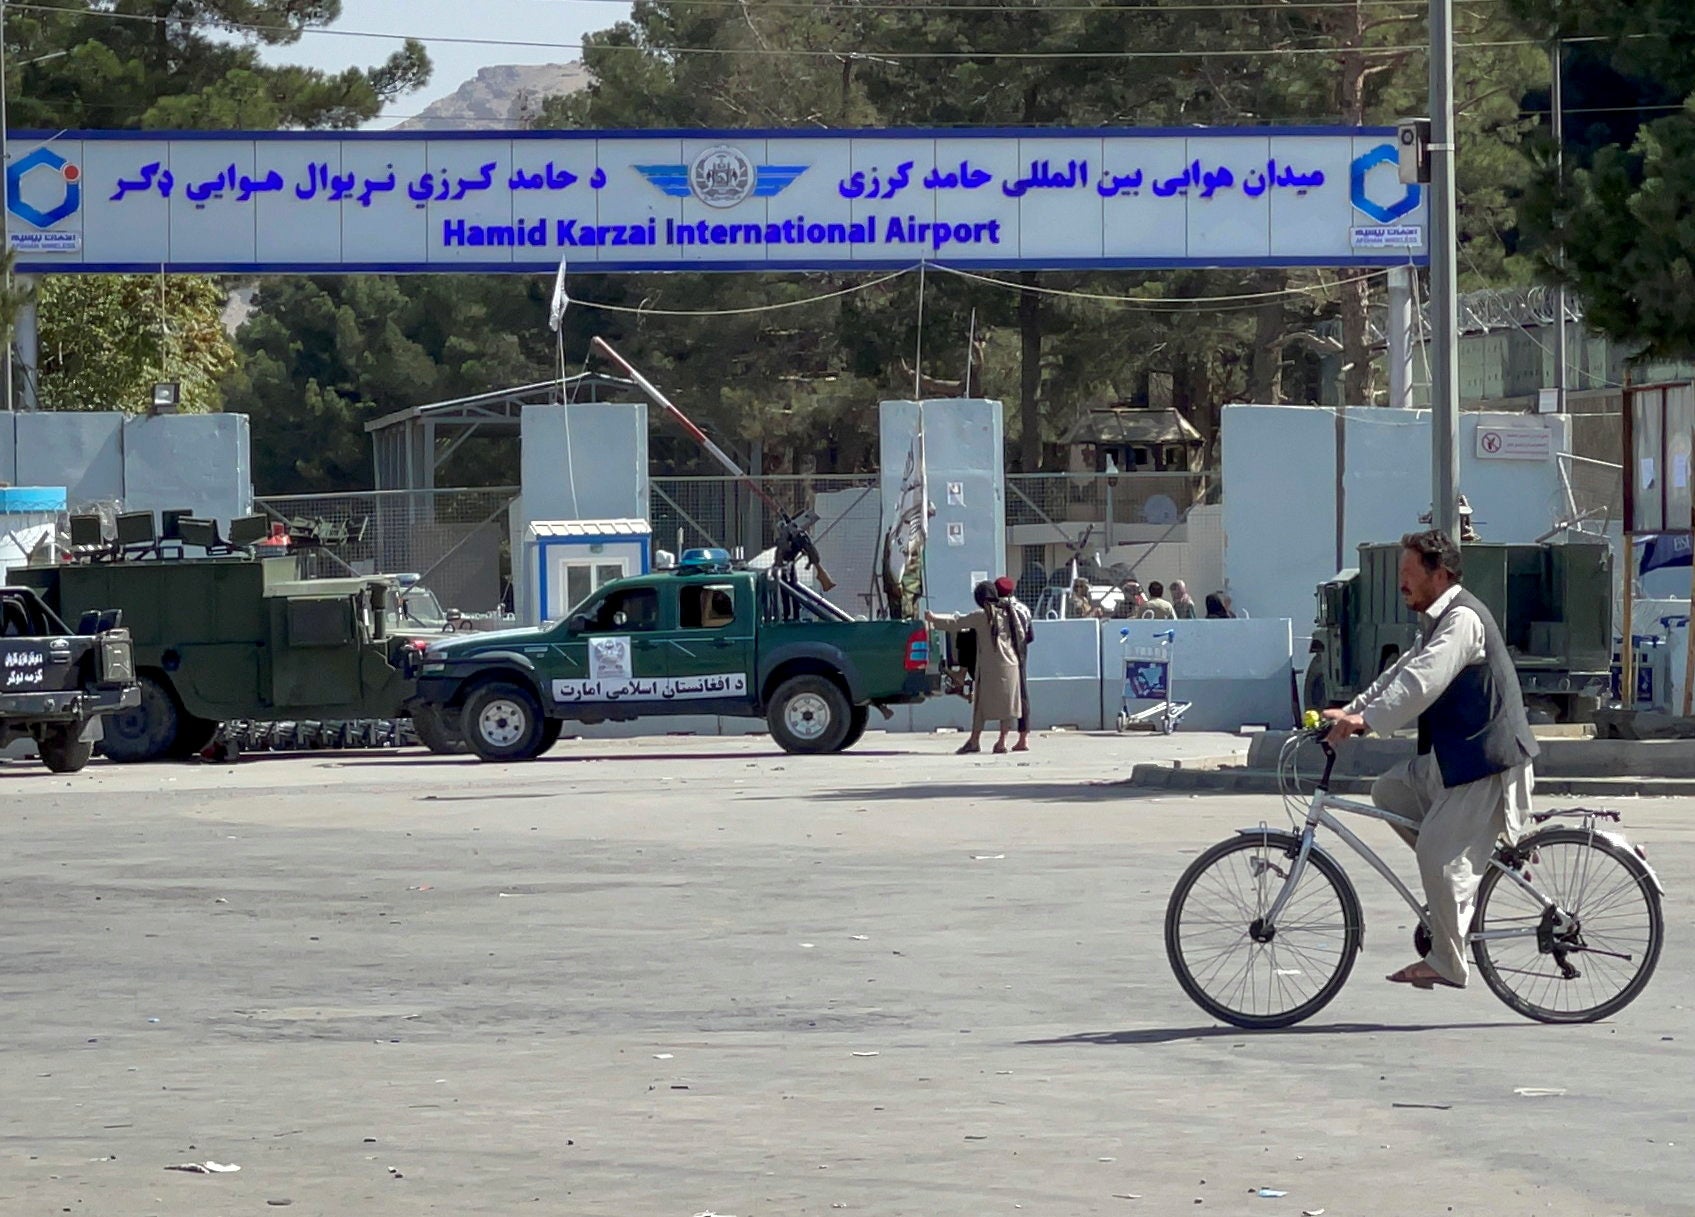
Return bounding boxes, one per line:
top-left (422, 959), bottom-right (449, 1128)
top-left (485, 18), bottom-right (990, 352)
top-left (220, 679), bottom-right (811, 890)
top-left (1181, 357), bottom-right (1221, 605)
top-left (223, 275), bottom-right (558, 493)
top-left (37, 274), bottom-right (234, 412)
top-left (1508, 0), bottom-right (1695, 357)
top-left (3, 2), bottom-right (431, 411)
top-left (5, 2), bottom-right (428, 132)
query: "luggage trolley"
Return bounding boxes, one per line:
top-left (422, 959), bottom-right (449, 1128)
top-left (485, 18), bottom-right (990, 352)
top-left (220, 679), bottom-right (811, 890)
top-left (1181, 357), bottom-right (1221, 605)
top-left (1116, 627), bottom-right (1191, 735)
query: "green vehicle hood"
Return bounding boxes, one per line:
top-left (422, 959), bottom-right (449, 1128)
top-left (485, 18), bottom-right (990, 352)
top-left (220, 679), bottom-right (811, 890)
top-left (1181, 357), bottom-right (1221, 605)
top-left (428, 626), bottom-right (551, 656)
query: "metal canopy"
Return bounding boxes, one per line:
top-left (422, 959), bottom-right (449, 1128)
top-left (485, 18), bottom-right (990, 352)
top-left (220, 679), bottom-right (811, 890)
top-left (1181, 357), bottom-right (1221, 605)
top-left (366, 373), bottom-right (641, 491)
top-left (1064, 405), bottom-right (1204, 448)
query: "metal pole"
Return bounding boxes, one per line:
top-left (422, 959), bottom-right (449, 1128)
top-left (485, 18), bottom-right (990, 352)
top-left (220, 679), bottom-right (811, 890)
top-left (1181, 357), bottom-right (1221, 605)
top-left (590, 335), bottom-right (787, 516)
top-left (14, 273), bottom-right (35, 409)
top-left (1429, 0), bottom-right (1462, 537)
top-left (1550, 36), bottom-right (1569, 415)
top-left (913, 261), bottom-right (926, 402)
top-left (1387, 267), bottom-right (1414, 408)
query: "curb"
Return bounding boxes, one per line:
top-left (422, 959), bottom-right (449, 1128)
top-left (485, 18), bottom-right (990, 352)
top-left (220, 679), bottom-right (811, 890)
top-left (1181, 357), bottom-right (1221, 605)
top-left (1123, 764), bottom-right (1695, 799)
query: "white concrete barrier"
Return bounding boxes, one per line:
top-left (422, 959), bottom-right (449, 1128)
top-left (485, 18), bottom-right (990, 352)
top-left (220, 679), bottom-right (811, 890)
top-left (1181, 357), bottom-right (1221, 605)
top-left (1102, 618), bottom-right (1295, 732)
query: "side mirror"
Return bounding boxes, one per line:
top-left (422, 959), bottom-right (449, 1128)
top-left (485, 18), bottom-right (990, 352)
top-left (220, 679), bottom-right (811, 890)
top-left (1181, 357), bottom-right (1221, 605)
top-left (567, 614), bottom-right (590, 633)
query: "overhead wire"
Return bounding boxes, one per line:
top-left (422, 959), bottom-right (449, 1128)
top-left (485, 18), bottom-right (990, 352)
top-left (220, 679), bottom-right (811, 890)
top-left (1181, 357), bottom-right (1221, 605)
top-left (557, 262), bottom-right (1396, 323)
top-left (569, 267), bottom-right (912, 317)
top-left (933, 263), bottom-right (1387, 310)
top-left (3, 2), bottom-right (1575, 61)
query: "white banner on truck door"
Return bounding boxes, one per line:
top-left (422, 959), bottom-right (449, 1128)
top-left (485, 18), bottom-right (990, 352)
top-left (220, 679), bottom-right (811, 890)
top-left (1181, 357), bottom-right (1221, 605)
top-left (4, 126), bottom-right (1428, 274)
top-left (551, 674), bottom-right (748, 703)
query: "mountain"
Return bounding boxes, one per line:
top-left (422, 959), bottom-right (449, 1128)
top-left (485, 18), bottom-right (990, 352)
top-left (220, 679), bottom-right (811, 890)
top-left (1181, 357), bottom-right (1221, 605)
top-left (393, 63), bottom-right (591, 131)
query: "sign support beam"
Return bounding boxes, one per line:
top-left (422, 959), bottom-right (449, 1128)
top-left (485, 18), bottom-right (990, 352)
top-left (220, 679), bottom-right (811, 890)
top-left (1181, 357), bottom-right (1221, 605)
top-left (1429, 0), bottom-right (1462, 538)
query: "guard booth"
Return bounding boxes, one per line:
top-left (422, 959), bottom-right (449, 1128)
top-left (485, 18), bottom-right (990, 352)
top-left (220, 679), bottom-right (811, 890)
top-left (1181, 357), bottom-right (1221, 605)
top-left (522, 519), bottom-right (652, 625)
top-left (0, 487), bottom-right (66, 574)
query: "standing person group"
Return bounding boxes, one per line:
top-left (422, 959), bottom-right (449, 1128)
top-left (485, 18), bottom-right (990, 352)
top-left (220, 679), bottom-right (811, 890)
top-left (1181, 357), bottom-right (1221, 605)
top-left (927, 577), bottom-right (1035, 755)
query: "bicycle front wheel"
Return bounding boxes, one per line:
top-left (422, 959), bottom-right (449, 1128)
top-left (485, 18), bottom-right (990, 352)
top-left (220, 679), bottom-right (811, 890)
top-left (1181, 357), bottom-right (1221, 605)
top-left (1165, 831), bottom-right (1363, 1029)
top-left (1472, 827), bottom-right (1664, 1024)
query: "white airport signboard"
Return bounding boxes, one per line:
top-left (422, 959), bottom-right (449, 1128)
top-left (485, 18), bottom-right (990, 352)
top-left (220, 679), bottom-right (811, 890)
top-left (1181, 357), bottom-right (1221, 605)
top-left (4, 126), bottom-right (1428, 274)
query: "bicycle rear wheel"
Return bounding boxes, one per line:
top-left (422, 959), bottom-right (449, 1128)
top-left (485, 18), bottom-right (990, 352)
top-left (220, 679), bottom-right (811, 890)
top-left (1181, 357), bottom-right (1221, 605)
top-left (1165, 831), bottom-right (1363, 1029)
top-left (1472, 827), bottom-right (1663, 1024)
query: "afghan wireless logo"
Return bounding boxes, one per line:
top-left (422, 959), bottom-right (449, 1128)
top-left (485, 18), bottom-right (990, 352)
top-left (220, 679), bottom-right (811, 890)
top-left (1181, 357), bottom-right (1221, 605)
top-left (1349, 143), bottom-right (1421, 224)
top-left (7, 145), bottom-right (83, 229)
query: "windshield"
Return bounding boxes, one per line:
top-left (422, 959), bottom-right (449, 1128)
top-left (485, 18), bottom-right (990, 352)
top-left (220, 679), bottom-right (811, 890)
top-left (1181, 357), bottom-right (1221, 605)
top-left (398, 586), bottom-right (447, 629)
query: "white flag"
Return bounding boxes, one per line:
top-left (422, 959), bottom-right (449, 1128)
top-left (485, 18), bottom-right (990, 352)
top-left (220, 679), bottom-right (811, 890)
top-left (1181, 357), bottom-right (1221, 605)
top-left (548, 258), bottom-right (570, 332)
top-left (885, 425), bottom-right (928, 617)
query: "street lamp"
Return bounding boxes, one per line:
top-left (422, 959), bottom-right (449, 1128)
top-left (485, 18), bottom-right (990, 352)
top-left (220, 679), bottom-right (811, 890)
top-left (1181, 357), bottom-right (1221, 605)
top-left (151, 382), bottom-right (181, 414)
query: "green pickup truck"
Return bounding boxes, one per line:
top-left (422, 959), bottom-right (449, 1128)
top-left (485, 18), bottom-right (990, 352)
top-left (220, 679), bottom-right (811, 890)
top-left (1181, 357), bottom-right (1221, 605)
top-left (412, 557), bottom-right (937, 761)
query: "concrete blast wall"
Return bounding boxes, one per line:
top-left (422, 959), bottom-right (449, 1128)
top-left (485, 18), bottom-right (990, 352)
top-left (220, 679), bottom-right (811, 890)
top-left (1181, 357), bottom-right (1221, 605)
top-left (0, 411), bottom-right (252, 525)
top-left (1223, 405), bottom-right (1572, 640)
top-left (880, 398), bottom-right (1007, 614)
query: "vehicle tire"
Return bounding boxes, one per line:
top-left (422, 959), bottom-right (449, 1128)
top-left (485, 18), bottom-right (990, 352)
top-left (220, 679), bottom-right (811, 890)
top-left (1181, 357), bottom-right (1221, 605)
top-left (1165, 830), bottom-right (1364, 1029)
top-left (38, 726), bottom-right (93, 774)
top-left (462, 680), bottom-right (548, 762)
top-left (1302, 659), bottom-right (1331, 714)
top-left (537, 718), bottom-right (564, 755)
top-left (172, 714), bottom-right (220, 759)
top-left (1523, 694), bottom-right (1560, 726)
top-left (100, 675), bottom-right (181, 764)
top-left (836, 705), bottom-right (870, 752)
top-left (411, 703), bottom-right (469, 755)
top-left (767, 675), bottom-right (852, 754)
top-left (1471, 827), bottom-right (1664, 1024)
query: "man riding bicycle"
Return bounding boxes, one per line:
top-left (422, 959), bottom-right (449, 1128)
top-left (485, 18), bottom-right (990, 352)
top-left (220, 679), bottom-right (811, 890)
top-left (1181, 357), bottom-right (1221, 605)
top-left (1323, 529), bottom-right (1539, 991)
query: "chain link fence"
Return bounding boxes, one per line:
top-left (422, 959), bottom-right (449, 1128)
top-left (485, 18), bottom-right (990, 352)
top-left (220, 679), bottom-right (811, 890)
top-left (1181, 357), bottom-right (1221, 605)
top-left (648, 475), bottom-right (879, 558)
top-left (255, 479), bottom-right (884, 617)
top-left (254, 474), bottom-right (1228, 618)
top-left (651, 475), bottom-right (885, 615)
top-left (255, 488), bottom-right (518, 613)
top-left (1006, 471), bottom-right (1219, 535)
top-left (1561, 456), bottom-right (1621, 534)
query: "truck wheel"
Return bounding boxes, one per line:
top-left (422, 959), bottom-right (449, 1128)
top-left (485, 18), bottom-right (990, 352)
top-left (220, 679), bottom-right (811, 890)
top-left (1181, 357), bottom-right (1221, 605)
top-left (837, 705), bottom-right (870, 752)
top-left (538, 718), bottom-right (563, 755)
top-left (463, 681), bottom-right (547, 762)
top-left (100, 675), bottom-right (181, 764)
top-left (411, 703), bottom-right (468, 755)
top-left (38, 727), bottom-right (93, 774)
top-left (768, 675), bottom-right (852, 754)
top-left (171, 715), bottom-right (219, 759)
top-left (1302, 660), bottom-right (1332, 714)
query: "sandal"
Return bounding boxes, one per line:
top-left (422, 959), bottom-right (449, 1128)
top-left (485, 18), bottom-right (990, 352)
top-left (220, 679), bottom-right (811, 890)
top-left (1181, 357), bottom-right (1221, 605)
top-left (1387, 963), bottom-right (1462, 990)
top-left (956, 742), bottom-right (981, 754)
top-left (992, 742), bottom-right (1008, 754)
top-left (1011, 741), bottom-right (1030, 753)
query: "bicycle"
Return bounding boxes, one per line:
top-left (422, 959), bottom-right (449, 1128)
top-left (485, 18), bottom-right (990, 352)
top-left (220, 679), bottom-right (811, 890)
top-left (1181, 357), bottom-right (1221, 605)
top-left (1164, 721), bottom-right (1666, 1028)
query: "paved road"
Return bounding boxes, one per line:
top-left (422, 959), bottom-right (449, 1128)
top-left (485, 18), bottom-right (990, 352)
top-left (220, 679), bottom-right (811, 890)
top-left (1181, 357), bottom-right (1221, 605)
top-left (2, 730), bottom-right (1690, 1216)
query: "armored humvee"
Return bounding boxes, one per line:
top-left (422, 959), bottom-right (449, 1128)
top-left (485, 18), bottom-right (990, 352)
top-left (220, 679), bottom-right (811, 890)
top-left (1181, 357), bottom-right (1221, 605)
top-left (1304, 540), bottom-right (1612, 723)
top-left (10, 527), bottom-right (427, 761)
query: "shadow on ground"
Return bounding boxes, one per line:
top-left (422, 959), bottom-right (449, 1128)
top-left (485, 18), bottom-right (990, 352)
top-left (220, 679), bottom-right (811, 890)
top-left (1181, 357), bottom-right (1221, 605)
top-left (1021, 1021), bottom-right (1529, 1046)
top-left (794, 780), bottom-right (1159, 805)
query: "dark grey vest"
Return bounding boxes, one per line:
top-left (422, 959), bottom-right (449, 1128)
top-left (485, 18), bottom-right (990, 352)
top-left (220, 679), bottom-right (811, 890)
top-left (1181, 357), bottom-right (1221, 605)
top-left (1416, 587), bottom-right (1539, 788)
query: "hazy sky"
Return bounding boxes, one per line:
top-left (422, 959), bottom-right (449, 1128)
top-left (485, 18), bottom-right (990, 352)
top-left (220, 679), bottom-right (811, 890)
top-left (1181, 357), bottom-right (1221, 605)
top-left (258, 0), bottom-right (633, 126)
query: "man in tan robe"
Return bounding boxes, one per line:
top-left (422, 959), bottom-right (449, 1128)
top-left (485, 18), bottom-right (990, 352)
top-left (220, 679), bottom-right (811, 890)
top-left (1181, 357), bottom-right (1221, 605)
top-left (927, 582), bottom-right (1022, 754)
